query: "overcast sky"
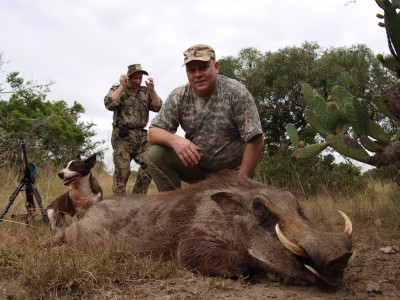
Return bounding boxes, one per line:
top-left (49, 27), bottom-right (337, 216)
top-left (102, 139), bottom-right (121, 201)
top-left (0, 0), bottom-right (389, 172)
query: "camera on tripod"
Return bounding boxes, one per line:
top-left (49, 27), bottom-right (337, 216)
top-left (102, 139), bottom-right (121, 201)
top-left (0, 139), bottom-right (50, 228)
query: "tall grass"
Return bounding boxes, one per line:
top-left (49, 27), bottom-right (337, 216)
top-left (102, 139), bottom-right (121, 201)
top-left (302, 182), bottom-right (400, 243)
top-left (0, 165), bottom-right (399, 299)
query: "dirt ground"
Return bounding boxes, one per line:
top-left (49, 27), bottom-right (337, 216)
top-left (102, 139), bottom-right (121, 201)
top-left (78, 234), bottom-right (399, 300)
top-left (1, 219), bottom-right (399, 299)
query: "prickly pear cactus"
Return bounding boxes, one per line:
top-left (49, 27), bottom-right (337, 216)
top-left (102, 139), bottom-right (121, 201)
top-left (374, 0), bottom-right (400, 121)
top-left (286, 83), bottom-right (394, 167)
top-left (375, 0), bottom-right (400, 76)
top-left (286, 0), bottom-right (400, 180)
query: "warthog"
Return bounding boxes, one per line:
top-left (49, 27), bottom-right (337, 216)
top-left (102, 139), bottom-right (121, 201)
top-left (42, 171), bottom-right (353, 289)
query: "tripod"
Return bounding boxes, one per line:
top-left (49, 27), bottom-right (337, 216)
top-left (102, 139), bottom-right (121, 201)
top-left (0, 139), bottom-right (50, 228)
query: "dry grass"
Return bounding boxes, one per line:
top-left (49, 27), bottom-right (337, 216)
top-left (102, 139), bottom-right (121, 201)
top-left (0, 164), bottom-right (181, 299)
top-left (0, 165), bottom-right (399, 299)
top-left (302, 182), bottom-right (400, 244)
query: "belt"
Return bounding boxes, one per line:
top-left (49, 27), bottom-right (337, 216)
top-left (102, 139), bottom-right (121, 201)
top-left (128, 127), bottom-right (147, 132)
top-left (115, 126), bottom-right (147, 132)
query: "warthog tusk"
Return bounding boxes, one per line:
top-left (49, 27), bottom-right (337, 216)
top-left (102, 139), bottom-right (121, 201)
top-left (275, 224), bottom-right (308, 258)
top-left (347, 250), bottom-right (356, 266)
top-left (304, 264), bottom-right (322, 278)
top-left (304, 264), bottom-right (341, 286)
top-left (338, 210), bottom-right (352, 237)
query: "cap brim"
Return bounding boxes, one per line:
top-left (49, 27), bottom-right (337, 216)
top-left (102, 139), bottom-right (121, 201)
top-left (182, 56), bottom-right (211, 66)
top-left (127, 70), bottom-right (149, 76)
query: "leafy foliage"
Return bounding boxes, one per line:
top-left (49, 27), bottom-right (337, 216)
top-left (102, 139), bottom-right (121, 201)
top-left (256, 154), bottom-right (367, 197)
top-left (279, 1), bottom-right (400, 179)
top-left (363, 164), bottom-right (399, 183)
top-left (219, 43), bottom-right (398, 156)
top-left (0, 70), bottom-right (104, 166)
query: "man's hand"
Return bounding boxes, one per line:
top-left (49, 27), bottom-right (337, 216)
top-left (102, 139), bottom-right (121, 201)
top-left (171, 136), bottom-right (201, 166)
top-left (148, 127), bottom-right (200, 166)
top-left (111, 74), bottom-right (128, 102)
top-left (145, 77), bottom-right (155, 92)
top-left (119, 74), bottom-right (128, 88)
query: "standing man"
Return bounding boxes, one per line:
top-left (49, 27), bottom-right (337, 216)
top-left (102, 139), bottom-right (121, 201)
top-left (105, 64), bottom-right (162, 195)
top-left (147, 44), bottom-right (264, 192)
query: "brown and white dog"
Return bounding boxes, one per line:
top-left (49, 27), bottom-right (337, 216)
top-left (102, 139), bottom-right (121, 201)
top-left (46, 154), bottom-right (103, 230)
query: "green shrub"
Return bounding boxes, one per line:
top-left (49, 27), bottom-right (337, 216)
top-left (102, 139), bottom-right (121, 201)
top-left (256, 154), bottom-right (367, 197)
top-left (363, 164), bottom-right (399, 183)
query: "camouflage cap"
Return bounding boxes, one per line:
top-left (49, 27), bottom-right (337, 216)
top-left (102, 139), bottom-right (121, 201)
top-left (127, 64), bottom-right (148, 77)
top-left (183, 44), bottom-right (216, 65)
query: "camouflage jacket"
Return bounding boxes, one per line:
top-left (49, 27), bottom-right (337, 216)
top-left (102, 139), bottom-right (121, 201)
top-left (104, 85), bottom-right (162, 128)
top-left (150, 75), bottom-right (263, 172)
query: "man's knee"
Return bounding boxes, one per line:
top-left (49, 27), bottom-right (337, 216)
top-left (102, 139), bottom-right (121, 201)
top-left (147, 145), bottom-right (168, 166)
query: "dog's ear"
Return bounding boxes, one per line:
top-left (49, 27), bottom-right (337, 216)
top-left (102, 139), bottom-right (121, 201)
top-left (75, 154), bottom-right (82, 161)
top-left (85, 154), bottom-right (97, 167)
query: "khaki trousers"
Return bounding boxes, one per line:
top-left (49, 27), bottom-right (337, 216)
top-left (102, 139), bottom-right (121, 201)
top-left (146, 145), bottom-right (210, 192)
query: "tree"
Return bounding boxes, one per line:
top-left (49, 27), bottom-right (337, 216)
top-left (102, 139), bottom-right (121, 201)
top-left (219, 42), bottom-right (397, 156)
top-left (0, 70), bottom-right (103, 166)
top-left (286, 0), bottom-right (400, 184)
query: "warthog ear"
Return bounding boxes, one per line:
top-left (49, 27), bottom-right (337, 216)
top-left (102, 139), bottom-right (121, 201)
top-left (210, 191), bottom-right (244, 216)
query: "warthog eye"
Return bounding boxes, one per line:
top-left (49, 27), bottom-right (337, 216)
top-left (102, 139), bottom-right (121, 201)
top-left (252, 199), bottom-right (263, 210)
top-left (251, 197), bottom-right (276, 228)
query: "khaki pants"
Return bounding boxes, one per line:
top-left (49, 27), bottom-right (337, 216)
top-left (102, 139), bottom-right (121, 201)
top-left (146, 145), bottom-right (210, 192)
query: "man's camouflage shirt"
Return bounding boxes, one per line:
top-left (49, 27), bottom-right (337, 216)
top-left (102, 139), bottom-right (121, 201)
top-left (104, 85), bottom-right (161, 128)
top-left (150, 75), bottom-right (263, 172)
